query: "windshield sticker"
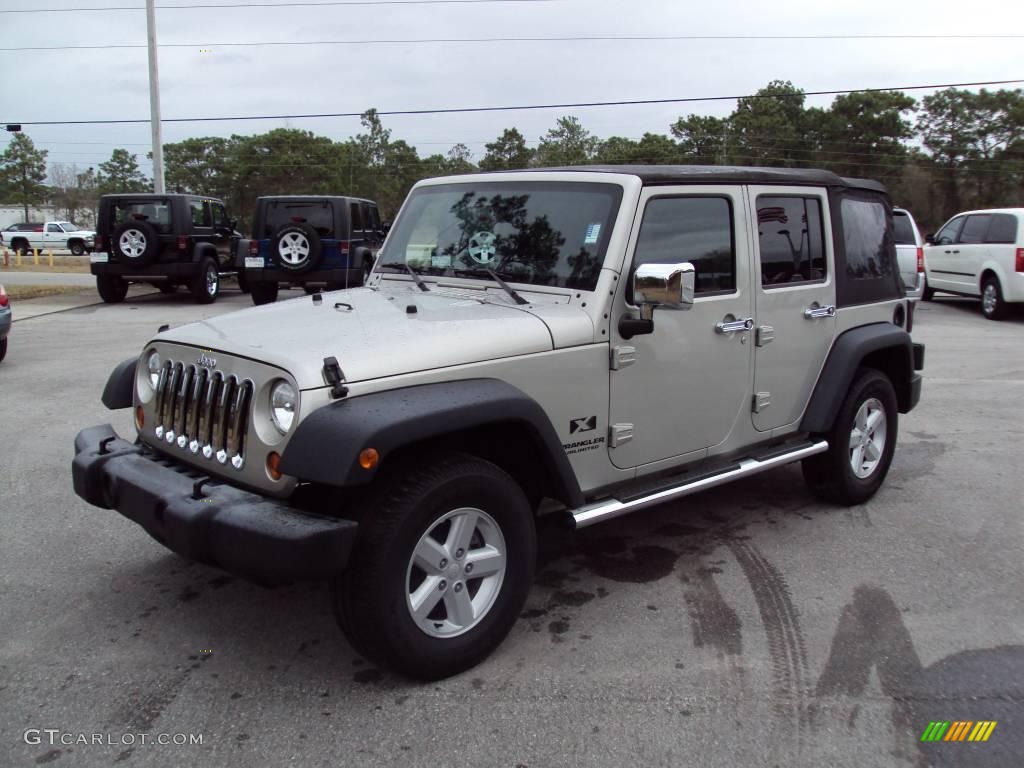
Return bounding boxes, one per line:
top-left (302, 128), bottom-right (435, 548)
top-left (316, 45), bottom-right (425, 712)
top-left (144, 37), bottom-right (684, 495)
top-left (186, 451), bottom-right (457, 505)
top-left (584, 223), bottom-right (602, 245)
top-left (467, 231), bottom-right (498, 265)
top-left (431, 253), bottom-right (452, 269)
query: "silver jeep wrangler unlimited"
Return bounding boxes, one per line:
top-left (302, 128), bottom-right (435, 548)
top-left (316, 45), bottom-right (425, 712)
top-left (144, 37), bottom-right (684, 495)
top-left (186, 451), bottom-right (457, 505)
top-left (73, 166), bottom-right (924, 679)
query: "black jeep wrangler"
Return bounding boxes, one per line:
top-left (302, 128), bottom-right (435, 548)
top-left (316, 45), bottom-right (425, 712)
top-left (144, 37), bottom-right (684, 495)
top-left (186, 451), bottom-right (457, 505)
top-left (238, 195), bottom-right (385, 305)
top-left (92, 194), bottom-right (240, 304)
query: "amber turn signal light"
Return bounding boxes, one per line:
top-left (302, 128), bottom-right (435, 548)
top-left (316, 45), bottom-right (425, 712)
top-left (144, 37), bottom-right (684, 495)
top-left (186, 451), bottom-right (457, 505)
top-left (359, 448), bottom-right (379, 470)
top-left (134, 405), bottom-right (145, 431)
top-left (267, 451), bottom-right (282, 481)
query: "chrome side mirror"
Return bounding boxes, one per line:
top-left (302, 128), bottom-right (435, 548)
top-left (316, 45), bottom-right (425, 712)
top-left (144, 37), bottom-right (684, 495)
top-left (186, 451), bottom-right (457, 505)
top-left (633, 262), bottom-right (695, 318)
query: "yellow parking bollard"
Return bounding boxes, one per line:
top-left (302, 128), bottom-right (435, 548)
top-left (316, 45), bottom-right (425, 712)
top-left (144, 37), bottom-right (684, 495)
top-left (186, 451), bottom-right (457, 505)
top-left (16, 250), bottom-right (22, 267)
top-left (33, 248), bottom-right (39, 266)
top-left (2, 249), bottom-right (8, 268)
top-left (47, 249), bottom-right (54, 267)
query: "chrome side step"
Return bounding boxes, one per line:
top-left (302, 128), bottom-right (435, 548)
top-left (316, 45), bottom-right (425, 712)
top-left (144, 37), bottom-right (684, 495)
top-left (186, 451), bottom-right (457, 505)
top-left (570, 440), bottom-right (829, 529)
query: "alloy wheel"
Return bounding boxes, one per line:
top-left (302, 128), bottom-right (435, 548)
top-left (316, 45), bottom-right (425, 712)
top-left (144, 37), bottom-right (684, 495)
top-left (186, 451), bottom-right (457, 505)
top-left (849, 397), bottom-right (887, 479)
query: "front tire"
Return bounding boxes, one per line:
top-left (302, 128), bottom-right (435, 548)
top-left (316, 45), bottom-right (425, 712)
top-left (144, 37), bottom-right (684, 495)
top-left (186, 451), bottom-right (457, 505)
top-left (0, 337), bottom-right (7, 363)
top-left (334, 453), bottom-right (536, 680)
top-left (191, 258), bottom-right (220, 304)
top-left (802, 368), bottom-right (898, 506)
top-left (981, 276), bottom-right (1007, 320)
top-left (96, 274), bottom-right (128, 304)
top-left (69, 241), bottom-right (85, 256)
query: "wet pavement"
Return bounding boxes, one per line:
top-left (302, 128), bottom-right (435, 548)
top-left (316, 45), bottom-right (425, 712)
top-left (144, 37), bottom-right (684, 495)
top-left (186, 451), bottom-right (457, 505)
top-left (1, 292), bottom-right (1022, 767)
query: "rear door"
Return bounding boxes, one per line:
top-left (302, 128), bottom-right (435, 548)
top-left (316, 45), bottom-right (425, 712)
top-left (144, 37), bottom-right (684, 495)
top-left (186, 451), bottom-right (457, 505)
top-left (189, 198), bottom-right (214, 257)
top-left (209, 202), bottom-right (233, 263)
top-left (608, 185), bottom-right (753, 468)
top-left (748, 187), bottom-right (836, 432)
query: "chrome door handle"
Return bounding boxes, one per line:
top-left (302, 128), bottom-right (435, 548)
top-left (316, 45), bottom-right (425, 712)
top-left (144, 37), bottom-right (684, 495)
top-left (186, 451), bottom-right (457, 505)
top-left (803, 304), bottom-right (836, 319)
top-left (716, 317), bottom-right (754, 333)
top-left (952, 250), bottom-right (960, 254)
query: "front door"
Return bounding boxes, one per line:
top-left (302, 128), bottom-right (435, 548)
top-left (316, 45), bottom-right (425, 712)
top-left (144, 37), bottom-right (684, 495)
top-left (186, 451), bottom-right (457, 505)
top-left (210, 202), bottom-right (234, 262)
top-left (608, 186), bottom-right (754, 469)
top-left (747, 187), bottom-right (837, 432)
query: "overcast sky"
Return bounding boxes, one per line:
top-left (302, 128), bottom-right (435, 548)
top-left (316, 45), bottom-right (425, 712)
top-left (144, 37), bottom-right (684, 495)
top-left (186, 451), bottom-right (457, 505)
top-left (1, 0), bottom-right (1023, 178)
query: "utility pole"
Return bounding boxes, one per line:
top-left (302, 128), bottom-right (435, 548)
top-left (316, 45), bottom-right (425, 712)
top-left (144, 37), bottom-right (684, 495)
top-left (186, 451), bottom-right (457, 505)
top-left (146, 0), bottom-right (165, 193)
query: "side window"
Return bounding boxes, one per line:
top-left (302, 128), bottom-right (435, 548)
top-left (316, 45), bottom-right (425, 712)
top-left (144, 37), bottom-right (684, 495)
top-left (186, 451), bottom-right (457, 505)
top-left (958, 214), bottom-right (990, 244)
top-left (368, 205), bottom-right (381, 232)
top-left (359, 203), bottom-right (371, 233)
top-left (984, 213), bottom-right (1018, 244)
top-left (632, 196), bottom-right (735, 296)
top-left (211, 203), bottom-right (227, 228)
top-left (756, 196), bottom-right (826, 288)
top-left (47, 223), bottom-right (62, 233)
top-left (935, 216), bottom-right (963, 245)
top-left (349, 202), bottom-right (364, 232)
top-left (840, 197), bottom-right (894, 280)
top-left (190, 200), bottom-right (211, 228)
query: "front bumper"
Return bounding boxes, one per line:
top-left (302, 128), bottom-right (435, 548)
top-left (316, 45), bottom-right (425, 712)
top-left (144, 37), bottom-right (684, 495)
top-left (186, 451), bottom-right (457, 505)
top-left (72, 424), bottom-right (357, 582)
top-left (91, 261), bottom-right (206, 279)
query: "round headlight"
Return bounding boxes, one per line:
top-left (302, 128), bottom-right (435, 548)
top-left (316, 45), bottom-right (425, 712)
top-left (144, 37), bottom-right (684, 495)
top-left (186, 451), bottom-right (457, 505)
top-left (270, 380), bottom-right (297, 434)
top-left (146, 350), bottom-right (161, 388)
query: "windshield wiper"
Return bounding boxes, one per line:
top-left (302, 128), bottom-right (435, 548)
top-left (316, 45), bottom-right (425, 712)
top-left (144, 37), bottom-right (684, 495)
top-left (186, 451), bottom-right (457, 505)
top-left (454, 268), bottom-right (528, 305)
top-left (380, 261), bottom-right (430, 291)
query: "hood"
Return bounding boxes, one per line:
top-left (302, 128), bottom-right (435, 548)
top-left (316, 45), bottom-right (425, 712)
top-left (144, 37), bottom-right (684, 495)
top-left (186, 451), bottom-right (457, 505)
top-left (157, 285), bottom-right (592, 389)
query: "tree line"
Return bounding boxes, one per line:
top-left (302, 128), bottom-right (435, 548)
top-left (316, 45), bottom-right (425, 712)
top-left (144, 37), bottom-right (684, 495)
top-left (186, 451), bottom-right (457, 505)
top-left (1, 81), bottom-right (1022, 233)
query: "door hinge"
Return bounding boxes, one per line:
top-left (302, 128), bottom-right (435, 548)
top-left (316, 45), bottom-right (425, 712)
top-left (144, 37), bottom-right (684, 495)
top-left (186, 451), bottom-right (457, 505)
top-left (752, 392), bottom-right (771, 413)
top-left (609, 423), bottom-right (634, 448)
top-left (756, 325), bottom-right (775, 347)
top-left (610, 345), bottom-right (637, 370)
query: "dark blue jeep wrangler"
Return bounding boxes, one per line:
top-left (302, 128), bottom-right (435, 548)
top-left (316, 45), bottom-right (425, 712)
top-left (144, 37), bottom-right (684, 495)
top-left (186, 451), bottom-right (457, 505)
top-left (239, 195), bottom-right (385, 304)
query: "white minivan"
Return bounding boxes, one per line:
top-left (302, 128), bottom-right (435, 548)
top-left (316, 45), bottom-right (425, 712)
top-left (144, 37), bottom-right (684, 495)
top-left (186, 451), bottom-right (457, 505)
top-left (923, 208), bottom-right (1024, 320)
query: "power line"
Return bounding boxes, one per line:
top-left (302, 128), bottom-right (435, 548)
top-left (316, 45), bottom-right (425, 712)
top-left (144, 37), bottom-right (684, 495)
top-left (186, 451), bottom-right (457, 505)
top-left (5, 34), bottom-right (1024, 51)
top-left (5, 78), bottom-right (1022, 126)
top-left (0, 0), bottom-right (553, 13)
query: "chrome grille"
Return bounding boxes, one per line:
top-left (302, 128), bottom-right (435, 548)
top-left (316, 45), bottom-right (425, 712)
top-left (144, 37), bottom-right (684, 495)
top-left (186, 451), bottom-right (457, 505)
top-left (152, 360), bottom-right (252, 471)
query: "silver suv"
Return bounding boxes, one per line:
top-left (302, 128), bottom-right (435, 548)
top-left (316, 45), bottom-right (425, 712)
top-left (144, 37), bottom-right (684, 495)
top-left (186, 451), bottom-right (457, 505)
top-left (72, 166), bottom-right (924, 679)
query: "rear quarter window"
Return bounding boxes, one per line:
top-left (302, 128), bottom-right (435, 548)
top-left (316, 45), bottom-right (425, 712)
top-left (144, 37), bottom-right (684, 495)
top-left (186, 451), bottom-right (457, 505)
top-left (835, 193), bottom-right (901, 306)
top-left (984, 213), bottom-right (1019, 244)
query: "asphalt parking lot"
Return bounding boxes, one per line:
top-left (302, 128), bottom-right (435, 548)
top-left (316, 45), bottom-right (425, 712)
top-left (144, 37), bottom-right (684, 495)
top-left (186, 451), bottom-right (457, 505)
top-left (1, 290), bottom-right (1022, 767)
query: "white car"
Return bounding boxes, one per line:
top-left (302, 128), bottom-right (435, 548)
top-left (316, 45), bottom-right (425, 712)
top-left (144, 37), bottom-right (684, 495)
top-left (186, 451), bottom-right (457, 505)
top-left (0, 221), bottom-right (95, 256)
top-left (893, 207), bottom-right (924, 299)
top-left (923, 207), bottom-right (1024, 320)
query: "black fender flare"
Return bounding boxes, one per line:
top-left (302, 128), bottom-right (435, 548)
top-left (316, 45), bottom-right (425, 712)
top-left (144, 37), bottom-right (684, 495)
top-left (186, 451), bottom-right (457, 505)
top-left (279, 378), bottom-right (584, 507)
top-left (800, 323), bottom-right (916, 434)
top-left (102, 357), bottom-right (137, 409)
top-left (192, 242), bottom-right (219, 263)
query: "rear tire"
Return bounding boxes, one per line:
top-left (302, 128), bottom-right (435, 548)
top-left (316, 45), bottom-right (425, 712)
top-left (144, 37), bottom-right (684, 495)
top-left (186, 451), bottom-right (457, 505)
top-left (0, 337), bottom-right (7, 363)
top-left (96, 274), bottom-right (129, 304)
top-left (237, 270), bottom-right (251, 294)
top-left (981, 276), bottom-right (1007, 321)
top-left (802, 368), bottom-right (898, 506)
top-left (361, 259), bottom-right (373, 285)
top-left (190, 258), bottom-right (220, 304)
top-left (250, 281), bottom-right (279, 305)
top-left (333, 453), bottom-right (536, 680)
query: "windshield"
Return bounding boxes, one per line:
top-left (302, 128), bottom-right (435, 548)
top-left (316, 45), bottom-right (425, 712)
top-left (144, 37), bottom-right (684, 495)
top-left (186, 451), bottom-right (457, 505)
top-left (378, 181), bottom-right (623, 291)
top-left (261, 200), bottom-right (336, 238)
top-left (59, 222), bottom-right (80, 232)
top-left (892, 212), bottom-right (917, 245)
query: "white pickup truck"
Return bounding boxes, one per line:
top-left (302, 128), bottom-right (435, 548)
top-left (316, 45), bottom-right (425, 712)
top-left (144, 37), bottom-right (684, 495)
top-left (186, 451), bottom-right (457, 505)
top-left (1, 221), bottom-right (96, 255)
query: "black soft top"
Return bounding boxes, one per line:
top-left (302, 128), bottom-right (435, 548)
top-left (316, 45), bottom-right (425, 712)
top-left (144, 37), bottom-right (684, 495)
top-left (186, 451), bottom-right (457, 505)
top-left (518, 165), bottom-right (888, 194)
top-left (254, 195), bottom-right (376, 205)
